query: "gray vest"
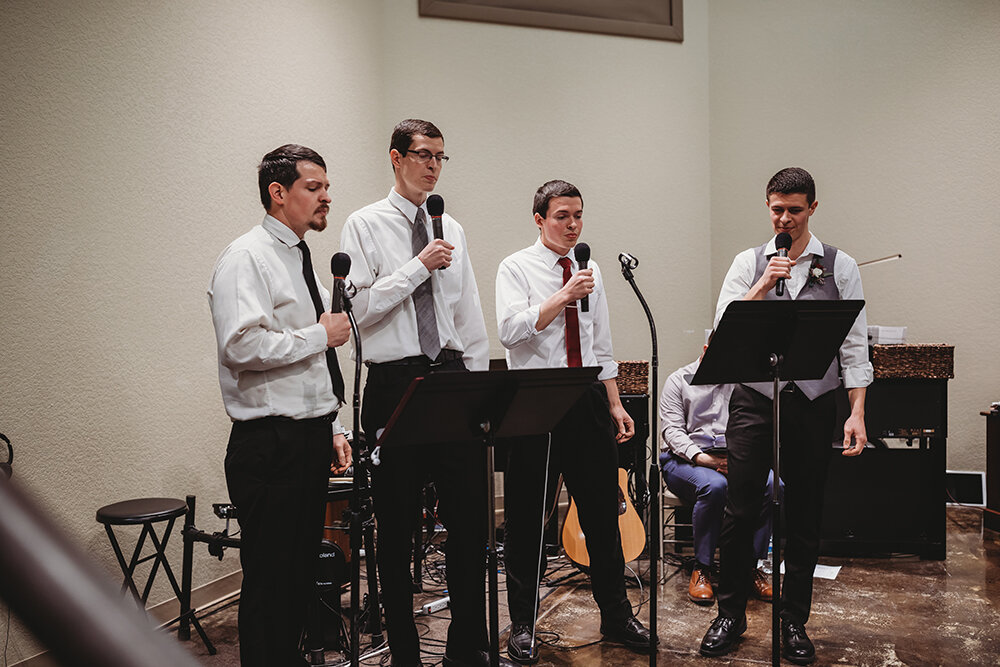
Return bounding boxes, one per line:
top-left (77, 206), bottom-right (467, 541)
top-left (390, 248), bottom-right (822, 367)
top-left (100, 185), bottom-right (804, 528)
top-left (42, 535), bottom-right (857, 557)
top-left (744, 242), bottom-right (842, 401)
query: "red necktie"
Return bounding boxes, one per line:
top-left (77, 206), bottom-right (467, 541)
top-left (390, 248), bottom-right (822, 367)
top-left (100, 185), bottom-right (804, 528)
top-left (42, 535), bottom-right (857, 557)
top-left (557, 257), bottom-right (583, 368)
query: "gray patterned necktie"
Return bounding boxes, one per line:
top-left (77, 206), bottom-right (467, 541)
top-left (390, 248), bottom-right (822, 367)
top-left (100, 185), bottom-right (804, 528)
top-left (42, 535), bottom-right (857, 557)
top-left (411, 209), bottom-right (441, 361)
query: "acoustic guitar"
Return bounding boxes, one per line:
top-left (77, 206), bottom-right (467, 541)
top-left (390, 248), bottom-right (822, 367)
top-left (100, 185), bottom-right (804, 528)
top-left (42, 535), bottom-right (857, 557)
top-left (561, 467), bottom-right (646, 569)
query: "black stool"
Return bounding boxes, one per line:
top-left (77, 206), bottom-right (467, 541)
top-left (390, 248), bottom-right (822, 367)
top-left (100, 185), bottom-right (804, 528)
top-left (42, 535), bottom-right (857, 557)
top-left (96, 497), bottom-right (214, 653)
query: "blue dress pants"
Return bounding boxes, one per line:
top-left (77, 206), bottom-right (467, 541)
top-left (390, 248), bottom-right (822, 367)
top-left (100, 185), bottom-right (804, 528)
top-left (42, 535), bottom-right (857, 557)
top-left (660, 453), bottom-right (778, 568)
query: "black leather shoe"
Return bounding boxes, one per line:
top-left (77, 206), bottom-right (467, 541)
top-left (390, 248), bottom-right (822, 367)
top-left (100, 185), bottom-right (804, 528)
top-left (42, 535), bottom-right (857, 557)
top-left (443, 648), bottom-right (518, 667)
top-left (506, 622), bottom-right (539, 665)
top-left (699, 615), bottom-right (746, 657)
top-left (781, 620), bottom-right (816, 665)
top-left (600, 615), bottom-right (655, 653)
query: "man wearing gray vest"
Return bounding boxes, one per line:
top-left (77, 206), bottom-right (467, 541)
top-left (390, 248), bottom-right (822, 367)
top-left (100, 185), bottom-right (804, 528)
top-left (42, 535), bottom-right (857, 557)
top-left (699, 167), bottom-right (872, 665)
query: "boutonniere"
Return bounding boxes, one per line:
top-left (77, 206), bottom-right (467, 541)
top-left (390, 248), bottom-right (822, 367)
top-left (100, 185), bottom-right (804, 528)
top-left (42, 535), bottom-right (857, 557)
top-left (807, 257), bottom-right (833, 287)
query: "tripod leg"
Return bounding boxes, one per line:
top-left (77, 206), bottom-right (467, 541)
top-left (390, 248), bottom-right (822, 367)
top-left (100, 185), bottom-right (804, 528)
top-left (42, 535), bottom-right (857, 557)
top-left (362, 480), bottom-right (384, 644)
top-left (412, 498), bottom-right (424, 593)
top-left (305, 590), bottom-right (325, 665)
top-left (529, 437), bottom-right (554, 657)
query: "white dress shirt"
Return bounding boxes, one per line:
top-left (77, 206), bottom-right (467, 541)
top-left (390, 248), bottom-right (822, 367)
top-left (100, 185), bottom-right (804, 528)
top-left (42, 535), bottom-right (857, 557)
top-left (714, 233), bottom-right (873, 389)
top-left (496, 237), bottom-right (618, 381)
top-left (208, 215), bottom-right (345, 430)
top-left (659, 359), bottom-right (734, 462)
top-left (339, 189), bottom-right (489, 370)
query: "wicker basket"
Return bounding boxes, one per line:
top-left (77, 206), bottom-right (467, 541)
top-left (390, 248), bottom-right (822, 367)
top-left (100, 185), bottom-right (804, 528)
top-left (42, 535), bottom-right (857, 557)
top-left (615, 360), bottom-right (649, 395)
top-left (871, 344), bottom-right (954, 379)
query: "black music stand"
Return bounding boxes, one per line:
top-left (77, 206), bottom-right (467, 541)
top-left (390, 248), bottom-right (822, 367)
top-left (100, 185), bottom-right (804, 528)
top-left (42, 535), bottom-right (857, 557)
top-left (374, 366), bottom-right (599, 667)
top-left (692, 299), bottom-right (864, 667)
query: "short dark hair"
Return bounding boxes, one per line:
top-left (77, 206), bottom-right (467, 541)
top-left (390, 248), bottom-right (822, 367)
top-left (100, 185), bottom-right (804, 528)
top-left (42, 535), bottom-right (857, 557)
top-left (390, 119), bottom-right (443, 155)
top-left (258, 144), bottom-right (326, 210)
top-left (533, 180), bottom-right (583, 218)
top-left (766, 167), bottom-right (815, 205)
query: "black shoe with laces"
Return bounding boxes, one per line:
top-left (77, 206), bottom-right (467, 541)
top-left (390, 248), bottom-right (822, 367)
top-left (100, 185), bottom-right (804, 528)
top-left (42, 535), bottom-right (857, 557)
top-left (699, 614), bottom-right (747, 657)
top-left (443, 647), bottom-right (518, 667)
top-left (600, 614), bottom-right (655, 653)
top-left (781, 619), bottom-right (816, 665)
top-left (506, 622), bottom-right (539, 665)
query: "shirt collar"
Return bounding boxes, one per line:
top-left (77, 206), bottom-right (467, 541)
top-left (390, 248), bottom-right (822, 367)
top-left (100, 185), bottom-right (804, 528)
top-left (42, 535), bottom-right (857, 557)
top-left (261, 214), bottom-right (302, 248)
top-left (388, 188), bottom-right (428, 224)
top-left (765, 233), bottom-right (825, 258)
top-left (532, 236), bottom-right (569, 269)
top-left (681, 358), bottom-right (701, 385)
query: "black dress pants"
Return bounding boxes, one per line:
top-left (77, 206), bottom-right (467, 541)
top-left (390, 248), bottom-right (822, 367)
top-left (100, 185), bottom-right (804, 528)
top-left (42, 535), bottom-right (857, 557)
top-left (717, 384), bottom-right (834, 626)
top-left (362, 357), bottom-right (489, 666)
top-left (225, 415), bottom-right (334, 667)
top-left (504, 382), bottom-right (631, 626)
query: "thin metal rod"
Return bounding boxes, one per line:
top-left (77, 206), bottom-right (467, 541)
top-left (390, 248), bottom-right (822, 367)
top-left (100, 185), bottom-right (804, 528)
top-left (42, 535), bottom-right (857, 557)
top-left (770, 355), bottom-right (782, 667)
top-left (484, 423), bottom-right (501, 667)
top-left (857, 253), bottom-right (902, 268)
top-left (620, 260), bottom-right (658, 665)
top-left (530, 436), bottom-right (553, 655)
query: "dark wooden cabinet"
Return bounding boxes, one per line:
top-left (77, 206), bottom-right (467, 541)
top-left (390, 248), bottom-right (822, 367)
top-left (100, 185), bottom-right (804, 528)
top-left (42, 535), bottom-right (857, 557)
top-left (985, 409), bottom-right (1000, 534)
top-left (820, 378), bottom-right (948, 560)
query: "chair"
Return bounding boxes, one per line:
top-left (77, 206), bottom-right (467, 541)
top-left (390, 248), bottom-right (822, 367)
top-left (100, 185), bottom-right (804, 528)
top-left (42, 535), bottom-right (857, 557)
top-left (661, 486), bottom-right (694, 554)
top-left (96, 497), bottom-right (213, 651)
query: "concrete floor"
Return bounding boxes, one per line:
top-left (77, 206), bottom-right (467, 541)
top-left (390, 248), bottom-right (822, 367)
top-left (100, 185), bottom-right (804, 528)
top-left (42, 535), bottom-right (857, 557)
top-left (186, 507), bottom-right (1000, 666)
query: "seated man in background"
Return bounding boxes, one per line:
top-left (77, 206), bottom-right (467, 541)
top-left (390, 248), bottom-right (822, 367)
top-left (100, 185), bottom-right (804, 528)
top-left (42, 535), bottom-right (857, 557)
top-left (660, 335), bottom-right (779, 606)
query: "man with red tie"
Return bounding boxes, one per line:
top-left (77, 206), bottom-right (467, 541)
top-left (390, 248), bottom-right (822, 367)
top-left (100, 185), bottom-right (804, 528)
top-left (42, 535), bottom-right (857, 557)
top-left (495, 180), bottom-right (652, 664)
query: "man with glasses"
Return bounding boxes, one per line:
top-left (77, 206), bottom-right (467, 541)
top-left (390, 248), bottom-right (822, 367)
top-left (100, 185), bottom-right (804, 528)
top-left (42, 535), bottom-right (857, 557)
top-left (340, 119), bottom-right (508, 667)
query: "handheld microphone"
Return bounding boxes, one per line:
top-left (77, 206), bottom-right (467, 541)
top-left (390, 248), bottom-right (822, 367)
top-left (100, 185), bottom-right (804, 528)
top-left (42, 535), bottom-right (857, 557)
top-left (330, 252), bottom-right (351, 313)
top-left (774, 232), bottom-right (793, 297)
top-left (574, 243), bottom-right (591, 313)
top-left (427, 195), bottom-right (444, 240)
top-left (426, 195), bottom-right (445, 270)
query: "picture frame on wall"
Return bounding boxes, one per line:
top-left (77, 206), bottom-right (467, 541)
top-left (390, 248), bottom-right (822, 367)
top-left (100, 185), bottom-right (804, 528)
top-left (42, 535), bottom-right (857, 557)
top-left (418, 0), bottom-right (683, 42)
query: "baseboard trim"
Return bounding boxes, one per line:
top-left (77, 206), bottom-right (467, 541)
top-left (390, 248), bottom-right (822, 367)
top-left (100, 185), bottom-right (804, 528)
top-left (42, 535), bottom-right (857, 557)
top-left (149, 569), bottom-right (243, 626)
top-left (13, 570), bottom-right (242, 666)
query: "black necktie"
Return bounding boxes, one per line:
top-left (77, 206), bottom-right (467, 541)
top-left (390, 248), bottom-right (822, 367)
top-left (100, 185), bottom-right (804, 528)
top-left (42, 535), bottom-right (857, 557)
top-left (297, 240), bottom-right (346, 404)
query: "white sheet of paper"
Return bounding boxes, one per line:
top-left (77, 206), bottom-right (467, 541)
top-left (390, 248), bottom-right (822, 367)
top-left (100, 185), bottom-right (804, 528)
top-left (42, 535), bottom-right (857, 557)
top-left (777, 561), bottom-right (841, 580)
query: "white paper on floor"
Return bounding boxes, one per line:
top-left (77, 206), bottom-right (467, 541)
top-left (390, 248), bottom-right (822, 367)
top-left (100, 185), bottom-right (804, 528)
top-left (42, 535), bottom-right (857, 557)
top-left (777, 562), bottom-right (841, 579)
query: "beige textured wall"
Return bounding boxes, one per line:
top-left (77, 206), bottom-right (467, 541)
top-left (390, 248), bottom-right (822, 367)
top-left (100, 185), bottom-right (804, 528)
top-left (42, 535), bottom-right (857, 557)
top-left (0, 0), bottom-right (386, 660)
top-left (0, 1), bottom-right (709, 660)
top-left (708, 0), bottom-right (1000, 471)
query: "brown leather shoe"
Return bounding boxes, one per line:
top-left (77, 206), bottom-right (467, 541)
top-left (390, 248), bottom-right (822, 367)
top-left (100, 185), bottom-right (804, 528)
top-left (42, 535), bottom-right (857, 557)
top-left (688, 566), bottom-right (715, 605)
top-left (753, 567), bottom-right (773, 601)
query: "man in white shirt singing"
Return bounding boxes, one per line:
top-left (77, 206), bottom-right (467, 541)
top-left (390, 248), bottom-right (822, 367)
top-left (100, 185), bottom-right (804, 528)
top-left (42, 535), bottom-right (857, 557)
top-left (496, 180), bottom-right (652, 664)
top-left (209, 144), bottom-right (352, 666)
top-left (699, 167), bottom-right (871, 665)
top-left (340, 119), bottom-right (507, 667)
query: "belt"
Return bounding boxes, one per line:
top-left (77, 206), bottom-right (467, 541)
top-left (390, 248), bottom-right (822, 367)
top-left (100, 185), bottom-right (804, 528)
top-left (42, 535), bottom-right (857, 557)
top-left (366, 349), bottom-right (463, 369)
top-left (237, 410), bottom-right (338, 425)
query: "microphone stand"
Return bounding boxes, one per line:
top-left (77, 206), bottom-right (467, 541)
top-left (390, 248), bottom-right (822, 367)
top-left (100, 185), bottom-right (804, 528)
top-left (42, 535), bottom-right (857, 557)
top-left (618, 253), bottom-right (659, 665)
top-left (342, 291), bottom-right (384, 666)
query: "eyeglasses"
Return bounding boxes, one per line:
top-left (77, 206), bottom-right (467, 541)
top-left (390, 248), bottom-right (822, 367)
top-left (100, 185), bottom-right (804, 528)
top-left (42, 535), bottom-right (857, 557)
top-left (403, 149), bottom-right (449, 164)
